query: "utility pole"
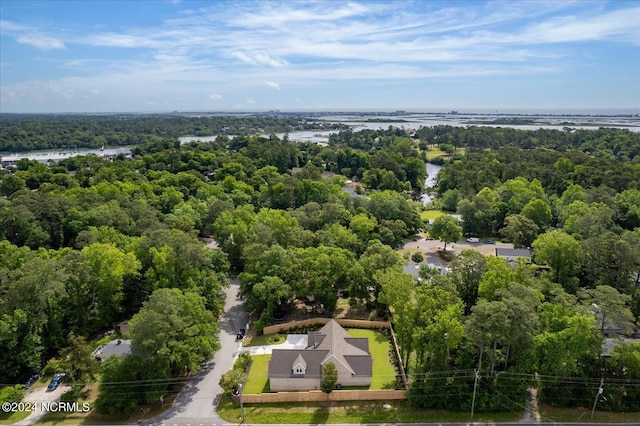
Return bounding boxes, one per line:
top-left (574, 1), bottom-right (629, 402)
top-left (591, 378), bottom-right (604, 420)
top-left (239, 383), bottom-right (244, 423)
top-left (471, 369), bottom-right (480, 421)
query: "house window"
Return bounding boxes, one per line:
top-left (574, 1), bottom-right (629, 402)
top-left (293, 364), bottom-right (305, 375)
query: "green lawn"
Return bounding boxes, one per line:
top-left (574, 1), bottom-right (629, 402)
top-left (243, 329), bottom-right (397, 394)
top-left (244, 354), bottom-right (271, 394)
top-left (243, 333), bottom-right (286, 347)
top-left (217, 397), bottom-right (523, 424)
top-left (346, 329), bottom-right (397, 390)
top-left (420, 210), bottom-right (446, 221)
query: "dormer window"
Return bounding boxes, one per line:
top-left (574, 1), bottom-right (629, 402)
top-left (292, 354), bottom-right (307, 375)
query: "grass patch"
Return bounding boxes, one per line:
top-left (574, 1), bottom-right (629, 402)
top-left (420, 210), bottom-right (446, 221)
top-left (538, 404), bottom-right (640, 423)
top-left (425, 146), bottom-right (466, 160)
top-left (425, 148), bottom-right (445, 159)
top-left (0, 410), bottom-right (31, 424)
top-left (37, 382), bottom-right (177, 425)
top-left (346, 329), bottom-right (396, 390)
top-left (217, 398), bottom-right (522, 424)
top-left (243, 333), bottom-right (286, 347)
top-left (244, 354), bottom-right (271, 394)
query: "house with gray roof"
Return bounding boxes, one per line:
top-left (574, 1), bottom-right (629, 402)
top-left (268, 320), bottom-right (372, 392)
top-left (495, 248), bottom-right (532, 263)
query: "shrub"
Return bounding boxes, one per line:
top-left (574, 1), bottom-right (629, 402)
top-left (0, 385), bottom-right (26, 404)
top-left (42, 358), bottom-right (64, 376)
top-left (411, 252), bottom-right (424, 263)
top-left (235, 352), bottom-right (251, 372)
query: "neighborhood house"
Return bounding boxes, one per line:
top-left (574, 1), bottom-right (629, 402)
top-left (268, 320), bottom-right (373, 392)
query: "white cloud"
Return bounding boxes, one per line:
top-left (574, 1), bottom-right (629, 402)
top-left (231, 51), bottom-right (287, 67)
top-left (245, 99), bottom-right (256, 105)
top-left (264, 81), bottom-right (280, 89)
top-left (209, 93), bottom-right (223, 100)
top-left (0, 20), bottom-right (31, 31)
top-left (17, 33), bottom-right (65, 50)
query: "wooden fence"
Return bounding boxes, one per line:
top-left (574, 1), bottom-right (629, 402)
top-left (242, 389), bottom-right (407, 403)
top-left (262, 318), bottom-right (391, 335)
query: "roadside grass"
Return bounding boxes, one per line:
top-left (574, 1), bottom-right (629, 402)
top-left (243, 333), bottom-right (285, 347)
top-left (0, 409), bottom-right (30, 424)
top-left (346, 329), bottom-right (396, 390)
top-left (538, 404), bottom-right (640, 423)
top-left (243, 354), bottom-right (271, 394)
top-left (217, 397), bottom-right (523, 424)
top-left (37, 381), bottom-right (177, 425)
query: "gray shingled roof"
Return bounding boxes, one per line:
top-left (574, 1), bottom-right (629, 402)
top-left (268, 320), bottom-right (372, 380)
top-left (269, 349), bottom-right (327, 379)
top-left (495, 248), bottom-right (532, 258)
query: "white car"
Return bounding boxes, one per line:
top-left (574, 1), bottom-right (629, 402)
top-left (466, 237), bottom-right (480, 243)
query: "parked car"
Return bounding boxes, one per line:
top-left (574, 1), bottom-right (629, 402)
top-left (236, 328), bottom-right (246, 340)
top-left (25, 374), bottom-right (40, 389)
top-left (484, 240), bottom-right (495, 244)
top-left (466, 237), bottom-right (480, 243)
top-left (46, 373), bottom-right (65, 391)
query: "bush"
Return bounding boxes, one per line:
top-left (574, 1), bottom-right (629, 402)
top-left (235, 352), bottom-right (251, 372)
top-left (60, 384), bottom-right (86, 403)
top-left (42, 358), bottom-right (64, 376)
top-left (0, 385), bottom-right (26, 404)
top-left (411, 252), bottom-right (424, 263)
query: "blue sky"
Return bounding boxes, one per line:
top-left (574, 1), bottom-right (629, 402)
top-left (1, 0), bottom-right (639, 113)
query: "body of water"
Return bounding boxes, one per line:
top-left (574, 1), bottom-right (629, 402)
top-left (5, 113), bottom-right (638, 166)
top-left (421, 162), bottom-right (442, 205)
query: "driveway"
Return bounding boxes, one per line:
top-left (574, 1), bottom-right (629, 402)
top-left (145, 275), bottom-right (248, 425)
top-left (240, 334), bottom-right (308, 355)
top-left (15, 383), bottom-right (71, 425)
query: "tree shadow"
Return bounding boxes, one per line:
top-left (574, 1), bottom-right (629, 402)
top-left (310, 406), bottom-right (330, 424)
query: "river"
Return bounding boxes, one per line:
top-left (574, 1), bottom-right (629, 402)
top-left (5, 112), bottom-right (638, 165)
top-left (421, 162), bottom-right (442, 205)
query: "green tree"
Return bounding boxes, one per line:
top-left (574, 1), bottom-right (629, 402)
top-left (95, 355), bottom-right (170, 415)
top-left (465, 299), bottom-right (510, 374)
top-left (413, 281), bottom-right (464, 372)
top-left (358, 240), bottom-right (403, 302)
top-left (321, 362), bottom-right (338, 394)
top-left (579, 285), bottom-right (634, 335)
top-left (532, 231), bottom-right (581, 291)
top-left (429, 215), bottom-right (462, 251)
top-left (448, 250), bottom-right (487, 314)
top-left (128, 288), bottom-right (219, 376)
top-left (59, 332), bottom-right (98, 381)
top-left (500, 214), bottom-right (539, 248)
top-left (0, 309), bottom-right (43, 383)
top-left (521, 198), bottom-right (552, 231)
top-left (377, 269), bottom-right (418, 370)
top-left (219, 369), bottom-right (245, 395)
top-left (478, 256), bottom-right (515, 301)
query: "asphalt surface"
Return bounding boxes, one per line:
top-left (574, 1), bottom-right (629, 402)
top-left (144, 275), bottom-right (248, 426)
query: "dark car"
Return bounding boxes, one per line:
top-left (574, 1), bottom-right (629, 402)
top-left (46, 373), bottom-right (65, 391)
top-left (25, 374), bottom-right (40, 389)
top-left (236, 328), bottom-right (246, 340)
top-left (484, 240), bottom-right (496, 244)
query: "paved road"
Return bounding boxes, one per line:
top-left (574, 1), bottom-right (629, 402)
top-left (145, 275), bottom-right (248, 426)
